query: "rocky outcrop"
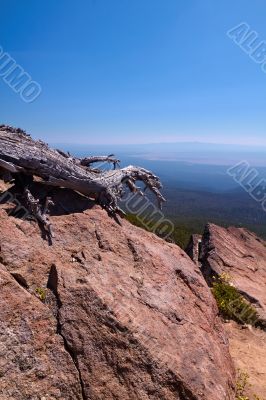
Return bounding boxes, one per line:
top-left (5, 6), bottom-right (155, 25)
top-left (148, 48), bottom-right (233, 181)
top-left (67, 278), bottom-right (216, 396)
top-left (185, 235), bottom-right (202, 266)
top-left (0, 185), bottom-right (235, 399)
top-left (200, 223), bottom-right (266, 324)
top-left (0, 265), bottom-right (83, 399)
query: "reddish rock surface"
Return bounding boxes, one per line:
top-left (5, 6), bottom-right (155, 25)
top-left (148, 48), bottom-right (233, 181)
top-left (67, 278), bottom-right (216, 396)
top-left (224, 321), bottom-right (266, 399)
top-left (0, 185), bottom-right (235, 399)
top-left (0, 265), bottom-right (83, 400)
top-left (200, 223), bottom-right (266, 324)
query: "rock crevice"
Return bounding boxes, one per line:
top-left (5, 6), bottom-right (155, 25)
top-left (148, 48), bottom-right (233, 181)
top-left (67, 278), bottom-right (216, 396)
top-left (47, 264), bottom-right (87, 400)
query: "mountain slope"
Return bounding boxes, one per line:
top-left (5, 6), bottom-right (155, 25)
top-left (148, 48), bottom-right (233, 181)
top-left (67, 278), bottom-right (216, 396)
top-left (0, 183), bottom-right (235, 400)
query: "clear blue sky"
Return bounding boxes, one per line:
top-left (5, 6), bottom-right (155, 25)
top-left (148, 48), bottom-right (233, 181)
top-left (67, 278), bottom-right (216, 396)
top-left (1, 0), bottom-right (266, 145)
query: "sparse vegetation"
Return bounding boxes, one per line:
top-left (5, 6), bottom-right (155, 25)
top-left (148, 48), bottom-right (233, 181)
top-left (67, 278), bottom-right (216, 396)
top-left (235, 370), bottom-right (263, 400)
top-left (236, 370), bottom-right (251, 400)
top-left (35, 287), bottom-right (47, 302)
top-left (212, 274), bottom-right (260, 326)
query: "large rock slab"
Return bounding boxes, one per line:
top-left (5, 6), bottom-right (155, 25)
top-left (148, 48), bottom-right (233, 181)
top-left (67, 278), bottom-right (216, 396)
top-left (0, 188), bottom-right (235, 399)
top-left (200, 223), bottom-right (266, 323)
top-left (0, 265), bottom-right (83, 400)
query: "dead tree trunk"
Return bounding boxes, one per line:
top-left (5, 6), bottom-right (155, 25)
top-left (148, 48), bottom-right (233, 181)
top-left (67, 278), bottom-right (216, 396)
top-left (0, 126), bottom-right (165, 240)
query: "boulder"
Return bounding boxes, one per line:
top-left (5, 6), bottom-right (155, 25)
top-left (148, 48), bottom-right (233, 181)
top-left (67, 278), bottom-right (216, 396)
top-left (200, 223), bottom-right (266, 324)
top-left (0, 187), bottom-right (235, 399)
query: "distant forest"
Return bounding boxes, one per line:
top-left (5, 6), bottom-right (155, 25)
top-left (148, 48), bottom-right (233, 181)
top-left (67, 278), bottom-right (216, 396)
top-left (127, 185), bottom-right (266, 249)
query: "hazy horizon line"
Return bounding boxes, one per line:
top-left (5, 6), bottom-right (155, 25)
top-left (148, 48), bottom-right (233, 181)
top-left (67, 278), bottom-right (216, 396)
top-left (47, 140), bottom-right (266, 150)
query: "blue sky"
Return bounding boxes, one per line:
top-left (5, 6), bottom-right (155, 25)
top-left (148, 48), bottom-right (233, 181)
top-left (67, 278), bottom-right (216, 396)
top-left (1, 0), bottom-right (266, 145)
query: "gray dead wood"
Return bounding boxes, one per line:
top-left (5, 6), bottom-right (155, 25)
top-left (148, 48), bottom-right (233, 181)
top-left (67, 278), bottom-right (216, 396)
top-left (0, 125), bottom-right (166, 239)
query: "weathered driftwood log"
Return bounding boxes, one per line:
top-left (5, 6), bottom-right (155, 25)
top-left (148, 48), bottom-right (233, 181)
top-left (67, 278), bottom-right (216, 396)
top-left (0, 125), bottom-right (165, 239)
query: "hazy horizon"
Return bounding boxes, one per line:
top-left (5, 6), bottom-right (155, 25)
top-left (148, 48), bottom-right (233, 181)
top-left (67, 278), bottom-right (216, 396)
top-left (49, 140), bottom-right (266, 167)
top-left (49, 139), bottom-right (266, 150)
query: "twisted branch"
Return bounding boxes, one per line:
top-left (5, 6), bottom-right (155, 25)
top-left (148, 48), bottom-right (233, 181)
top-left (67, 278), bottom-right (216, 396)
top-left (0, 126), bottom-right (166, 238)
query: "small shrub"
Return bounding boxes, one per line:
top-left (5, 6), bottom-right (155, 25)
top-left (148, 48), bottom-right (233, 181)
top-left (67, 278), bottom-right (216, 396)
top-left (35, 287), bottom-right (46, 302)
top-left (236, 370), bottom-right (250, 400)
top-left (235, 370), bottom-right (263, 400)
top-left (212, 274), bottom-right (260, 326)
